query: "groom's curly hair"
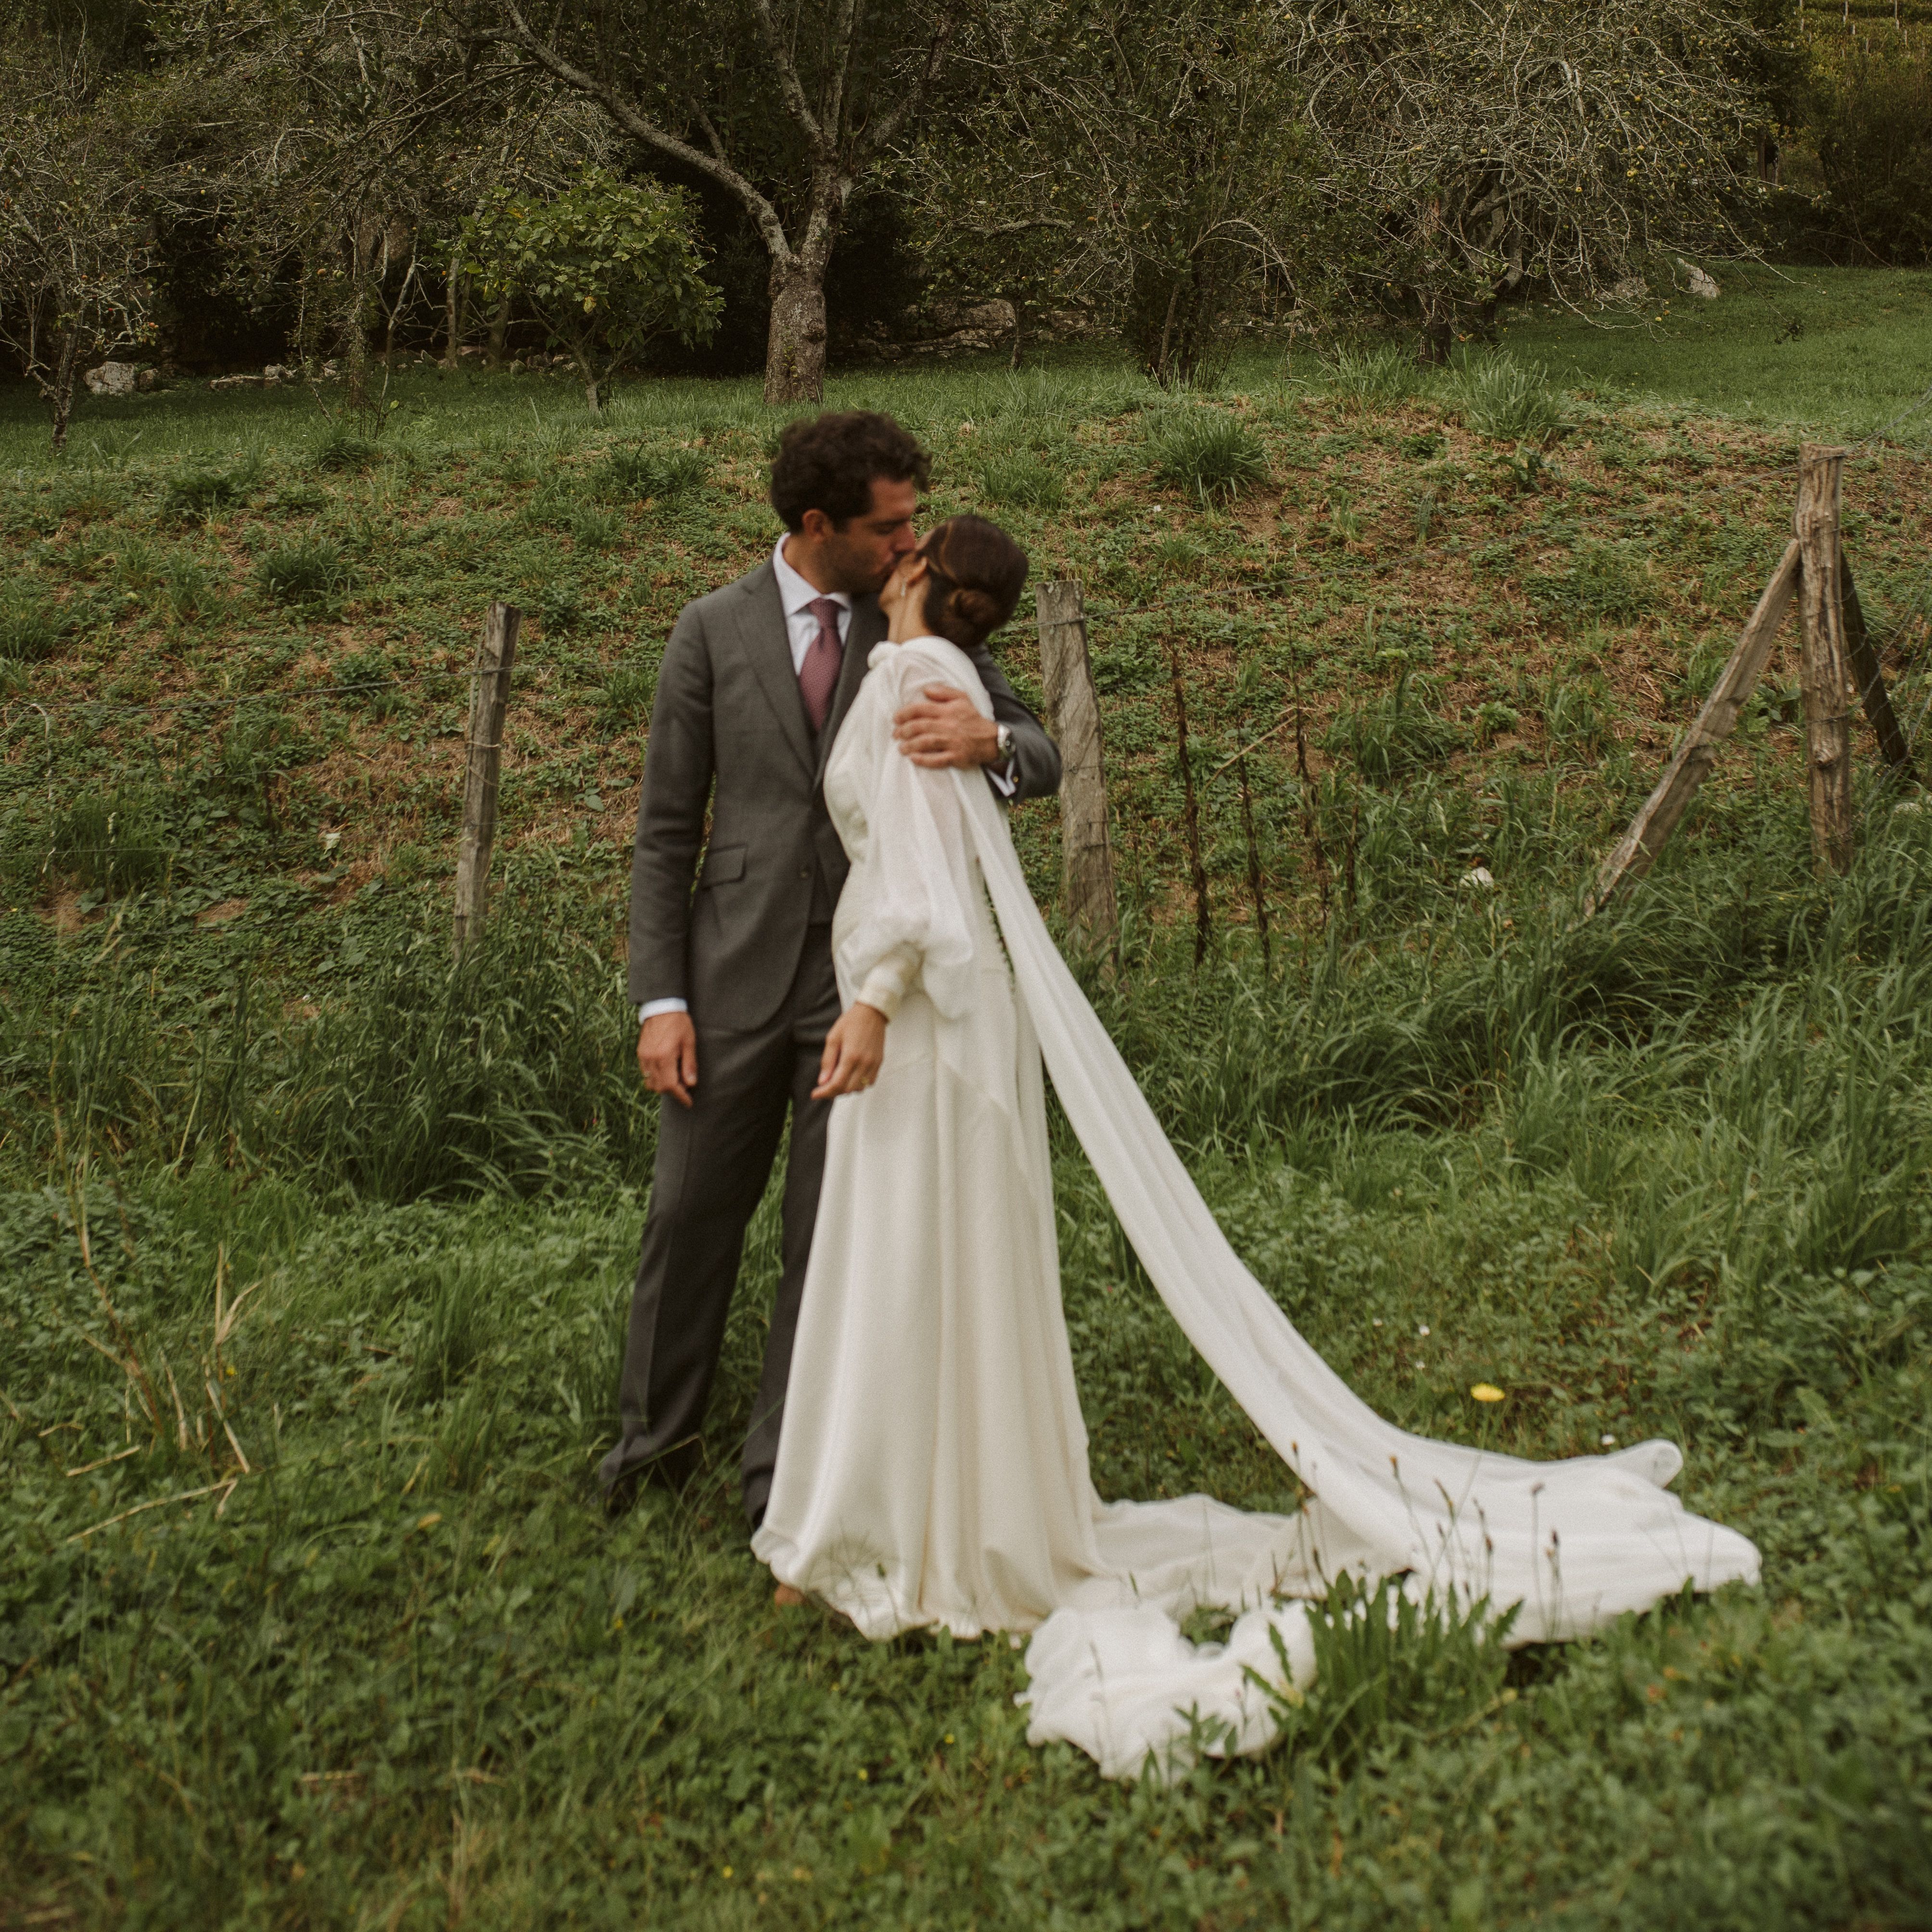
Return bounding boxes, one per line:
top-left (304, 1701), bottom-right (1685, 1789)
top-left (919, 516), bottom-right (1029, 653)
top-left (769, 410), bottom-right (931, 532)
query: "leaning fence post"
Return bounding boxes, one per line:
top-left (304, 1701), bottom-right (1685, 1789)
top-left (1795, 445), bottom-right (1856, 874)
top-left (1035, 581), bottom-right (1119, 949)
top-left (453, 601), bottom-right (520, 957)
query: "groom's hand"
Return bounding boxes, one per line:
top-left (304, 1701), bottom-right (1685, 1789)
top-left (893, 686), bottom-right (999, 769)
top-left (812, 1004), bottom-right (887, 1100)
top-left (638, 1011), bottom-right (698, 1107)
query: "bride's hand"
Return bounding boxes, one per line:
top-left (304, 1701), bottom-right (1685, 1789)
top-left (812, 1003), bottom-right (888, 1099)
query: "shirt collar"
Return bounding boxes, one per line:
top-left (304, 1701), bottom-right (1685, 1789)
top-left (772, 535), bottom-right (851, 616)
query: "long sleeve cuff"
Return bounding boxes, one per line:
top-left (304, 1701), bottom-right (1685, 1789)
top-left (639, 997), bottom-right (689, 1023)
top-left (855, 943), bottom-right (919, 1023)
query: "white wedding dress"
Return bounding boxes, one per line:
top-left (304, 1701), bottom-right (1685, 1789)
top-left (751, 636), bottom-right (1760, 1779)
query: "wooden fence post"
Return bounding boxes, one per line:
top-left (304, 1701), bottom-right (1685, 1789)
top-left (1841, 550), bottom-right (1918, 784)
top-left (452, 601), bottom-right (520, 957)
top-left (1035, 581), bottom-right (1119, 948)
top-left (1585, 542), bottom-right (1800, 913)
top-left (1795, 445), bottom-right (1856, 873)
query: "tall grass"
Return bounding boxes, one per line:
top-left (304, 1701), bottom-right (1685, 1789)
top-left (2, 781), bottom-right (1929, 1925)
top-left (0, 897), bottom-right (653, 1197)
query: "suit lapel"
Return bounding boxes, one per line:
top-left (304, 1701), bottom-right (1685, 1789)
top-left (733, 562), bottom-right (816, 780)
top-left (816, 594), bottom-right (885, 786)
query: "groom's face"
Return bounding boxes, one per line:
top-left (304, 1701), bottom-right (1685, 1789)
top-left (809, 476), bottom-right (920, 596)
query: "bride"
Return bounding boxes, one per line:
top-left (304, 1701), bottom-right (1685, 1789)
top-left (750, 515), bottom-right (1759, 1780)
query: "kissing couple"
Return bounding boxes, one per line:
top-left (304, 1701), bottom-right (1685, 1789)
top-left (600, 409), bottom-right (1758, 1778)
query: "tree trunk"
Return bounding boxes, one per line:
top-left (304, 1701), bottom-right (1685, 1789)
top-left (340, 239), bottom-right (372, 414)
top-left (442, 264), bottom-right (462, 372)
top-left (48, 323), bottom-right (80, 454)
top-left (486, 295), bottom-right (510, 372)
top-left (764, 261), bottom-right (828, 405)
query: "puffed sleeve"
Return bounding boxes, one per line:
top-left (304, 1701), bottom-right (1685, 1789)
top-left (834, 644), bottom-right (991, 1023)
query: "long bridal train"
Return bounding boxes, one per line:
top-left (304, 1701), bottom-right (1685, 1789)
top-left (752, 638), bottom-right (1760, 1781)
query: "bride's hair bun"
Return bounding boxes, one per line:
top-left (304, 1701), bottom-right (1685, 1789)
top-left (918, 515), bottom-right (1029, 654)
top-left (951, 585), bottom-right (1003, 631)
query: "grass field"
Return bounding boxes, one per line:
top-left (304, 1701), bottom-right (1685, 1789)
top-left (3, 285), bottom-right (1932, 1928)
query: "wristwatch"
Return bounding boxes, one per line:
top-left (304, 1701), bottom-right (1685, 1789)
top-left (995, 723), bottom-right (1015, 763)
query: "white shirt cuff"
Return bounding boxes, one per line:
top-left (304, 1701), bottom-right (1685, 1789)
top-left (639, 998), bottom-right (689, 1023)
top-left (987, 755), bottom-right (1019, 800)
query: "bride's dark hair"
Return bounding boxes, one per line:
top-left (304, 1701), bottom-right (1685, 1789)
top-left (918, 515), bottom-right (1029, 652)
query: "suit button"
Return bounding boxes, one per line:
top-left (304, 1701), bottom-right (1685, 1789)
top-left (799, 866), bottom-right (811, 878)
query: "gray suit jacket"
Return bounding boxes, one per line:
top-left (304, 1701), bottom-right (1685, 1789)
top-left (627, 559), bottom-right (1062, 1033)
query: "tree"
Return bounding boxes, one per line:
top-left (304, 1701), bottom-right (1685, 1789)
top-left (902, 0), bottom-right (1317, 386)
top-left (460, 168), bottom-right (721, 410)
top-left (1278, 0), bottom-right (1781, 357)
top-left (147, 0), bottom-right (611, 408)
top-left (495, 0), bottom-right (964, 403)
top-left (0, 45), bottom-right (156, 449)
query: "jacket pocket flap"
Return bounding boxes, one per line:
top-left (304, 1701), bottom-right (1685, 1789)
top-left (698, 844), bottom-right (746, 887)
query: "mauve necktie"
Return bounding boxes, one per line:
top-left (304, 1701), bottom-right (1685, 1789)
top-left (798, 596), bottom-right (844, 734)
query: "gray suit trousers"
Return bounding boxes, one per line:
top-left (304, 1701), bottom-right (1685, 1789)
top-left (596, 925), bottom-right (840, 1523)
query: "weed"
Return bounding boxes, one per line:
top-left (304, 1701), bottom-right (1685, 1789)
top-left (1529, 540), bottom-right (1656, 625)
top-left (1326, 344), bottom-right (1429, 414)
top-left (1326, 672), bottom-right (1467, 781)
top-left (254, 538), bottom-right (356, 612)
top-left (976, 449), bottom-right (1066, 511)
top-left (309, 426), bottom-right (383, 473)
top-left (597, 659), bottom-right (657, 736)
top-left (1145, 409), bottom-right (1270, 504)
top-left (163, 553), bottom-right (219, 622)
top-left (534, 578), bottom-right (586, 635)
top-left (333, 647), bottom-right (403, 716)
top-left (591, 445), bottom-right (712, 504)
top-left (50, 786), bottom-right (172, 894)
top-left (1471, 699), bottom-right (1521, 746)
top-left (1545, 676), bottom-right (1611, 755)
top-left (1264, 1575), bottom-right (1514, 1774)
top-left (0, 589), bottom-right (67, 661)
top-left (1454, 353), bottom-right (1567, 442)
top-left (161, 458), bottom-right (259, 521)
top-left (567, 504), bottom-right (623, 551)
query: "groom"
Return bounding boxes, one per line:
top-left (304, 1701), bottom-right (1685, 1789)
top-left (601, 409), bottom-right (1062, 1526)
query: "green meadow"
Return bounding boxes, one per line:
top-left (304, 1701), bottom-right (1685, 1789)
top-left (3, 285), bottom-right (1931, 1927)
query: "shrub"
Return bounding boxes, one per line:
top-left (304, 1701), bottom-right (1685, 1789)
top-left (1325, 344), bottom-right (1429, 414)
top-left (254, 538), bottom-right (355, 612)
top-left (976, 450), bottom-right (1065, 511)
top-left (1453, 353), bottom-right (1566, 442)
top-left (1145, 410), bottom-right (1270, 504)
top-left (0, 591), bottom-right (67, 662)
top-left (162, 460), bottom-right (259, 521)
top-left (1791, 30), bottom-right (1932, 265)
top-left (591, 445), bottom-right (712, 503)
